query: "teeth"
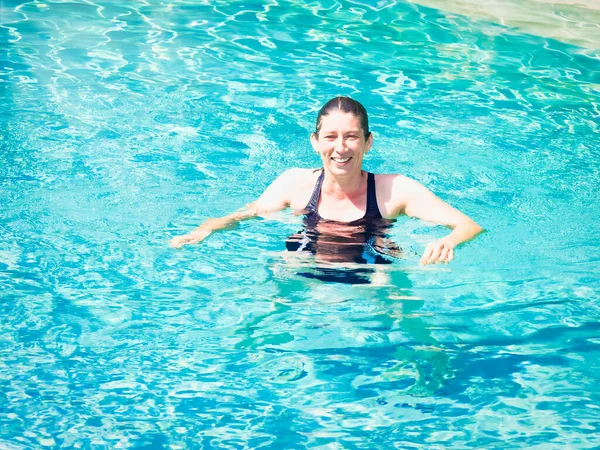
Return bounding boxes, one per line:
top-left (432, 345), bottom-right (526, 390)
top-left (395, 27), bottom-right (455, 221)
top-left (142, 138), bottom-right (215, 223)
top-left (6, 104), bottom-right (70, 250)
top-left (332, 157), bottom-right (350, 163)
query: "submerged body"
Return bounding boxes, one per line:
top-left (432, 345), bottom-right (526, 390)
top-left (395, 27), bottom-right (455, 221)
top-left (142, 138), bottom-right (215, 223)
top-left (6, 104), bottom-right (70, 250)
top-left (286, 170), bottom-right (399, 265)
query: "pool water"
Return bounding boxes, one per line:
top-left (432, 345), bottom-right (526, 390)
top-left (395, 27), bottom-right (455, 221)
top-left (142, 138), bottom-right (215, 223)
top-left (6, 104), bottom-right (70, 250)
top-left (1, 0), bottom-right (599, 447)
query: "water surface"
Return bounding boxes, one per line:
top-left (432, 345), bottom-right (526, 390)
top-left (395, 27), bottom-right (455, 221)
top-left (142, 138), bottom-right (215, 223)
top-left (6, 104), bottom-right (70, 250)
top-left (1, 0), bottom-right (599, 447)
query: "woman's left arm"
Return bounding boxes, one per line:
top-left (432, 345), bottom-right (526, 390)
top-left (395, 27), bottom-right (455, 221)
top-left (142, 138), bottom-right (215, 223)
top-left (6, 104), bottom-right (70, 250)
top-left (395, 176), bottom-right (484, 264)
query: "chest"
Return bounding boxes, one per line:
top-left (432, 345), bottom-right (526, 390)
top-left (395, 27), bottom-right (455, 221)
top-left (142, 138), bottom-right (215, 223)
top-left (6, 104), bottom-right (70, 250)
top-left (289, 184), bottom-right (368, 222)
top-left (315, 192), bottom-right (368, 222)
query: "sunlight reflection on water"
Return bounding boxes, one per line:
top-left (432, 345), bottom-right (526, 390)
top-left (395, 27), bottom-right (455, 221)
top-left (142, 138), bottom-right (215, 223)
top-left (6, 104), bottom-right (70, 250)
top-left (1, 0), bottom-right (599, 447)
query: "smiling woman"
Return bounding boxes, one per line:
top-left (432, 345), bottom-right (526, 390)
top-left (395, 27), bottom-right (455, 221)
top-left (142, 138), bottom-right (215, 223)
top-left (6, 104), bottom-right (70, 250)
top-left (170, 96), bottom-right (483, 265)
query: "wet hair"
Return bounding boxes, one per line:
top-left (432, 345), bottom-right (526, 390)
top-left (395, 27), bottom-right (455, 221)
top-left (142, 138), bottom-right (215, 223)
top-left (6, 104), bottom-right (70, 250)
top-left (314, 96), bottom-right (371, 139)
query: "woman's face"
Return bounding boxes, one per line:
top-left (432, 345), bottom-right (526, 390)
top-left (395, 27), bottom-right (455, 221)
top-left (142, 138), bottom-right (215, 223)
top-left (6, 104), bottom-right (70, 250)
top-left (311, 110), bottom-right (373, 176)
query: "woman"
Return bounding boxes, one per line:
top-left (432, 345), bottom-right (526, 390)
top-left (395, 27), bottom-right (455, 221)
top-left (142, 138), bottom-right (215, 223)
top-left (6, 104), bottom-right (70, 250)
top-left (171, 97), bottom-right (483, 265)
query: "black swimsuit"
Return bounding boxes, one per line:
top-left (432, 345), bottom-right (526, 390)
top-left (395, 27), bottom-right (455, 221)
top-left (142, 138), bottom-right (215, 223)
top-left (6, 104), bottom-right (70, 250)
top-left (286, 170), bottom-right (398, 273)
top-left (305, 170), bottom-right (383, 227)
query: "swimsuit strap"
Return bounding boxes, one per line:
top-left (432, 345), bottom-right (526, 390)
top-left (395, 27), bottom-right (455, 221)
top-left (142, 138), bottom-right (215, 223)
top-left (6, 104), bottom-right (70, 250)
top-left (306, 170), bottom-right (382, 219)
top-left (366, 172), bottom-right (383, 219)
top-left (306, 169), bottom-right (325, 212)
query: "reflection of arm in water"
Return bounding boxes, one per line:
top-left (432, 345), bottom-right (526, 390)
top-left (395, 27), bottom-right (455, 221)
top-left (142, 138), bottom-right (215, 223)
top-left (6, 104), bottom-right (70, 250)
top-left (170, 169), bottom-right (295, 248)
top-left (383, 175), bottom-right (483, 264)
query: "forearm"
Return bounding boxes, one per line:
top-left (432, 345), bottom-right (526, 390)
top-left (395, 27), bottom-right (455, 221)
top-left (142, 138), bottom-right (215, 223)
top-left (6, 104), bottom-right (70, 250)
top-left (441, 220), bottom-right (484, 248)
top-left (171, 170), bottom-right (293, 249)
top-left (193, 202), bottom-right (258, 233)
top-left (170, 203), bottom-right (260, 248)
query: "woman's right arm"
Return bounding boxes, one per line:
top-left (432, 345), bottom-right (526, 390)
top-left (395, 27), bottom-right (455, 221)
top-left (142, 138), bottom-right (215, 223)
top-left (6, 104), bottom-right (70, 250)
top-left (169, 169), bottom-right (297, 248)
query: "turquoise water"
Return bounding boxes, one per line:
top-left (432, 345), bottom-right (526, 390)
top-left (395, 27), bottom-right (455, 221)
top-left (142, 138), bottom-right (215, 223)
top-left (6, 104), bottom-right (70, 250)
top-left (1, 0), bottom-right (599, 447)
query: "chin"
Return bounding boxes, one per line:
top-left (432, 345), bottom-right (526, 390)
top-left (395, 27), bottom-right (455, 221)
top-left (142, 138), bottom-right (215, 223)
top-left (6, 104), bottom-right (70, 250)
top-left (329, 161), bottom-right (358, 173)
top-left (327, 165), bottom-right (350, 173)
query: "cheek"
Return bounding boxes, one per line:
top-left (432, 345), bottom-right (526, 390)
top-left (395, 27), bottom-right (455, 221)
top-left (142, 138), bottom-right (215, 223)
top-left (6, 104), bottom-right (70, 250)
top-left (317, 144), bottom-right (332, 153)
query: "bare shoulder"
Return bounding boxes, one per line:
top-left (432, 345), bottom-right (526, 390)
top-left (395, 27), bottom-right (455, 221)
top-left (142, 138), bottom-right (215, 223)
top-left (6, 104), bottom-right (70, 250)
top-left (375, 173), bottom-right (418, 192)
top-left (258, 168), bottom-right (320, 210)
top-left (374, 173), bottom-right (403, 186)
top-left (376, 173), bottom-right (429, 194)
top-left (279, 167), bottom-right (318, 183)
top-left (289, 168), bottom-right (323, 209)
top-left (266, 167), bottom-right (319, 211)
top-left (374, 173), bottom-right (431, 218)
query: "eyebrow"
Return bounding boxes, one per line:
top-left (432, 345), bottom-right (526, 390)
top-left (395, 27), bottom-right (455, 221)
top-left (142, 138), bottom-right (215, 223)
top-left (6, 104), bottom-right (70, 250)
top-left (320, 129), bottom-right (362, 134)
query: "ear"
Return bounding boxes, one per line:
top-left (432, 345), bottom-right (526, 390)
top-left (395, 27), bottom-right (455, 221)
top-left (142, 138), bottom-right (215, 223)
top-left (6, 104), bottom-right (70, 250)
top-left (310, 133), bottom-right (319, 153)
top-left (365, 132), bottom-right (373, 153)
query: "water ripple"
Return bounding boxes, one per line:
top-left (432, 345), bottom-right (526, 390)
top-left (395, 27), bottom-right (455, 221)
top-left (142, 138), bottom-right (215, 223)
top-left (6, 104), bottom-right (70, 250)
top-left (1, 0), bottom-right (599, 447)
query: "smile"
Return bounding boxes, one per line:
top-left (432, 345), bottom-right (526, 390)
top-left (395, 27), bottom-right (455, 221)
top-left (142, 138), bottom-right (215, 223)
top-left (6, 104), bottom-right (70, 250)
top-left (332, 157), bottom-right (352, 164)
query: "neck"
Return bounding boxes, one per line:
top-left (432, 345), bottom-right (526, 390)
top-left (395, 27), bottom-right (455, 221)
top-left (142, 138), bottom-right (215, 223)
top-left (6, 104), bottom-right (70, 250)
top-left (322, 169), bottom-right (367, 199)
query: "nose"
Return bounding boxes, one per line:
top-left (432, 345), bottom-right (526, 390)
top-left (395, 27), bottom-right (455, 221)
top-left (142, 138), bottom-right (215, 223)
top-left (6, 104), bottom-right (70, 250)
top-left (334, 136), bottom-right (346, 153)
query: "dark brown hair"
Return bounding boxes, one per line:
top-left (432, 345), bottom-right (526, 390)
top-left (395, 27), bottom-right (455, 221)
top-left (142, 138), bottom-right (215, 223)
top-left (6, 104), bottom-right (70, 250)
top-left (314, 96), bottom-right (371, 139)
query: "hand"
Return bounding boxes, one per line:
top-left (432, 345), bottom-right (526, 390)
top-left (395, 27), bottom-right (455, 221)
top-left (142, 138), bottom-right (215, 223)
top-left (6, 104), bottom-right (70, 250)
top-left (420, 239), bottom-right (455, 265)
top-left (170, 228), bottom-right (211, 248)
